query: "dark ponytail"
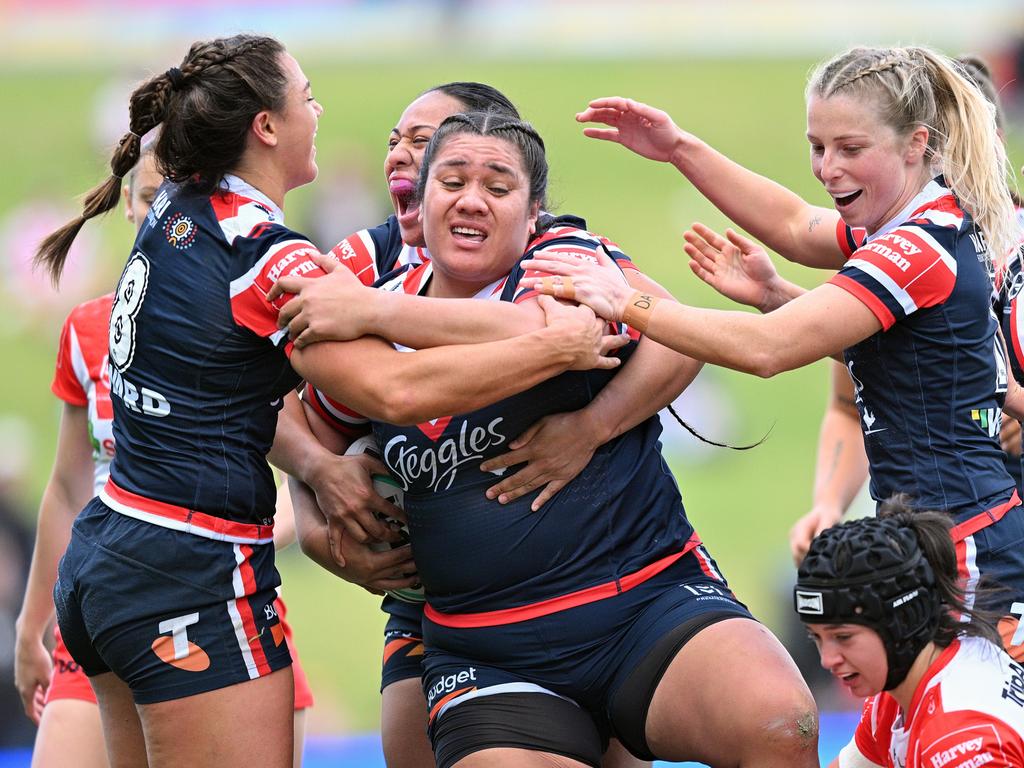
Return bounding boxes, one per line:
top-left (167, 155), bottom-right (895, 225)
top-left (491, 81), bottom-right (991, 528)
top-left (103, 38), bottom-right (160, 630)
top-left (35, 34), bottom-right (287, 284)
top-left (878, 495), bottom-right (1005, 649)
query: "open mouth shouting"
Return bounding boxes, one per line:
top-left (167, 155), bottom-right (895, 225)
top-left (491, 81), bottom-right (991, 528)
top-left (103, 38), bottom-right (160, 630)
top-left (390, 177), bottom-right (419, 229)
top-left (831, 189), bottom-right (862, 211)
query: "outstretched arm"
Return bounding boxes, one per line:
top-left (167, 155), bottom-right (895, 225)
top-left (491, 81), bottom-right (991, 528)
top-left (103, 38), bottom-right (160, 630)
top-left (685, 223), bottom-right (807, 313)
top-left (577, 97), bottom-right (846, 269)
top-left (524, 248), bottom-right (881, 378)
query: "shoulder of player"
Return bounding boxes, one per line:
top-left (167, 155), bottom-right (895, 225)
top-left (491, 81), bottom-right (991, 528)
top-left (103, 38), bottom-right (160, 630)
top-left (66, 292), bottom-right (116, 328)
top-left (847, 220), bottom-right (964, 291)
top-left (206, 188), bottom-right (286, 245)
top-left (928, 638), bottom-right (1024, 728)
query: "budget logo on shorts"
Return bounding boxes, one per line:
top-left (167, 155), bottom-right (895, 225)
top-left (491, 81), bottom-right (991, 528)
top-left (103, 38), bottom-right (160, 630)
top-left (164, 213), bottom-right (197, 250)
top-left (151, 612), bottom-right (210, 672)
top-left (795, 591), bottom-right (824, 615)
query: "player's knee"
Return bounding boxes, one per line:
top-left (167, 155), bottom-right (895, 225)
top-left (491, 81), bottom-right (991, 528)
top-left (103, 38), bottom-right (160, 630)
top-left (754, 695), bottom-right (819, 760)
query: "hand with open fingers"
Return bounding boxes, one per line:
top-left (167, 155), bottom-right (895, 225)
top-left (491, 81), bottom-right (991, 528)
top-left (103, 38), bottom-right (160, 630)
top-left (684, 223), bottom-right (780, 312)
top-left (329, 529), bottom-right (419, 596)
top-left (536, 295), bottom-right (629, 371)
top-left (269, 257), bottom-right (371, 348)
top-left (576, 97), bottom-right (684, 163)
top-left (480, 410), bottom-right (599, 511)
top-left (14, 632), bottom-right (51, 725)
top-left (525, 247), bottom-right (633, 323)
top-left (305, 452), bottom-right (405, 564)
top-left (789, 504), bottom-right (843, 567)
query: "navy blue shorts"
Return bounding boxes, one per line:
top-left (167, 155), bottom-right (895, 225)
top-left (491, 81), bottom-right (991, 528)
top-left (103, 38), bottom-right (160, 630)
top-left (381, 596), bottom-right (425, 691)
top-left (421, 544), bottom-right (752, 757)
top-left (54, 498), bottom-right (292, 704)
top-left (954, 498), bottom-right (1024, 658)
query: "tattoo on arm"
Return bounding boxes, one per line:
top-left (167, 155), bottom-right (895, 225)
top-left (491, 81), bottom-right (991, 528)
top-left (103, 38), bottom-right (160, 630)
top-left (808, 215), bottom-right (822, 233)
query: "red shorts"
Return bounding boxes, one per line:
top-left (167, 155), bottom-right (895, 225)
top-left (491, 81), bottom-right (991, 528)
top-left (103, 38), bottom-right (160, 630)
top-left (46, 594), bottom-right (313, 710)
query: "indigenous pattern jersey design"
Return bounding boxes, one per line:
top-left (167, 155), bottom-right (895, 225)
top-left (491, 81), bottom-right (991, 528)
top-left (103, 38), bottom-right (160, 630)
top-left (101, 175), bottom-right (325, 540)
top-left (52, 294), bottom-right (116, 497)
top-left (838, 637), bottom-right (1024, 768)
top-left (993, 208), bottom-right (1024, 492)
top-left (309, 228), bottom-right (695, 620)
top-left (830, 177), bottom-right (1014, 515)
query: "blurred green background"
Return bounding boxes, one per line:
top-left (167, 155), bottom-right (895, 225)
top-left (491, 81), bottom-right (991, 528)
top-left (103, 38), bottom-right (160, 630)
top-left (2, 51), bottom-right (1022, 737)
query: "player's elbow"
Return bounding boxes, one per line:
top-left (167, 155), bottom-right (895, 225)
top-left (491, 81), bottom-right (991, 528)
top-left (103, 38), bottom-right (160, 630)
top-left (746, 348), bottom-right (786, 379)
top-left (372, 386), bottom-right (428, 426)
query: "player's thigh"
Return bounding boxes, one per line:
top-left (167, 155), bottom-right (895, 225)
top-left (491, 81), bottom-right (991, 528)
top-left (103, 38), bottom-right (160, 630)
top-left (138, 666), bottom-right (294, 768)
top-left (89, 672), bottom-right (147, 768)
top-left (292, 708), bottom-right (307, 768)
top-left (31, 699), bottom-right (108, 768)
top-left (454, 748), bottom-right (592, 768)
top-left (645, 617), bottom-right (817, 765)
top-left (381, 677), bottom-right (433, 768)
top-left (600, 739), bottom-right (648, 768)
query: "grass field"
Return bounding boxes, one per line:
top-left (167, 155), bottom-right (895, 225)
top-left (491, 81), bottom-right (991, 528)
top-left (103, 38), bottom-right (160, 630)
top-left (2, 55), bottom-right (1021, 736)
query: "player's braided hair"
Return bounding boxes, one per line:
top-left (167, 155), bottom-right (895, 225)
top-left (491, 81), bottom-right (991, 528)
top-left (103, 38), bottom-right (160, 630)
top-left (807, 45), bottom-right (1021, 274)
top-left (423, 82), bottom-right (521, 120)
top-left (36, 34), bottom-right (287, 284)
top-left (416, 110), bottom-right (549, 210)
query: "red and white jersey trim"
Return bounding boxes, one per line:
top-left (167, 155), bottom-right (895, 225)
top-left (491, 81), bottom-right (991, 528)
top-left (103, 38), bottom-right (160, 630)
top-left (226, 544), bottom-right (272, 679)
top-left (425, 535), bottom-right (701, 628)
top-left (213, 175), bottom-right (284, 244)
top-left (100, 478), bottom-right (275, 544)
top-left (52, 295), bottom-right (116, 497)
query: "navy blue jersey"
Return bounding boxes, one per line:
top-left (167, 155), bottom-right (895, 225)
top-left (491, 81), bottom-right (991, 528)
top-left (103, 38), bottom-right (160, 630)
top-left (831, 178), bottom-right (1014, 515)
top-left (311, 234), bottom-right (695, 620)
top-left (993, 210), bottom-right (1024, 493)
top-left (101, 175), bottom-right (326, 542)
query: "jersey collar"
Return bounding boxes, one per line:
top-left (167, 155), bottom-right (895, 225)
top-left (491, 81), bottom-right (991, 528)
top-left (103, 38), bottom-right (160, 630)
top-left (221, 174), bottom-right (285, 225)
top-left (866, 176), bottom-right (950, 244)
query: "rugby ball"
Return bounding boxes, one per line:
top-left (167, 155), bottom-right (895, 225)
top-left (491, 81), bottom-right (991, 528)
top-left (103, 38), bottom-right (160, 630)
top-left (344, 436), bottom-right (424, 604)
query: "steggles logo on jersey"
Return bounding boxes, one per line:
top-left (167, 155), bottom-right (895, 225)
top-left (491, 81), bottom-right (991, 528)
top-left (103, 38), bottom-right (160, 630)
top-left (384, 417), bottom-right (507, 492)
top-left (163, 213), bottom-right (197, 250)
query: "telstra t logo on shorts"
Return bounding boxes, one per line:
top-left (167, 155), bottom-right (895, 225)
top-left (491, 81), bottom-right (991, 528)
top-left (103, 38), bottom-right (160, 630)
top-left (151, 612), bottom-right (210, 672)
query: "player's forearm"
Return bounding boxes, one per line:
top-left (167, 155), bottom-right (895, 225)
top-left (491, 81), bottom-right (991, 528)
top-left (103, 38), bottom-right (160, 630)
top-left (289, 475), bottom-right (346, 579)
top-left (299, 330), bottom-right (582, 426)
top-left (670, 135), bottom-right (843, 269)
top-left (583, 338), bottom-right (701, 444)
top-left (365, 292), bottom-right (539, 347)
top-left (761, 277), bottom-right (809, 313)
top-left (812, 406), bottom-right (869, 513)
top-left (268, 392), bottom-right (336, 487)
top-left (16, 485), bottom-right (79, 635)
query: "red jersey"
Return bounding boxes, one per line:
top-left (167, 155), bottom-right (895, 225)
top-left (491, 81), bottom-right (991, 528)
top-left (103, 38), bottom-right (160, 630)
top-left (51, 294), bottom-right (116, 496)
top-left (838, 636), bottom-right (1024, 767)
